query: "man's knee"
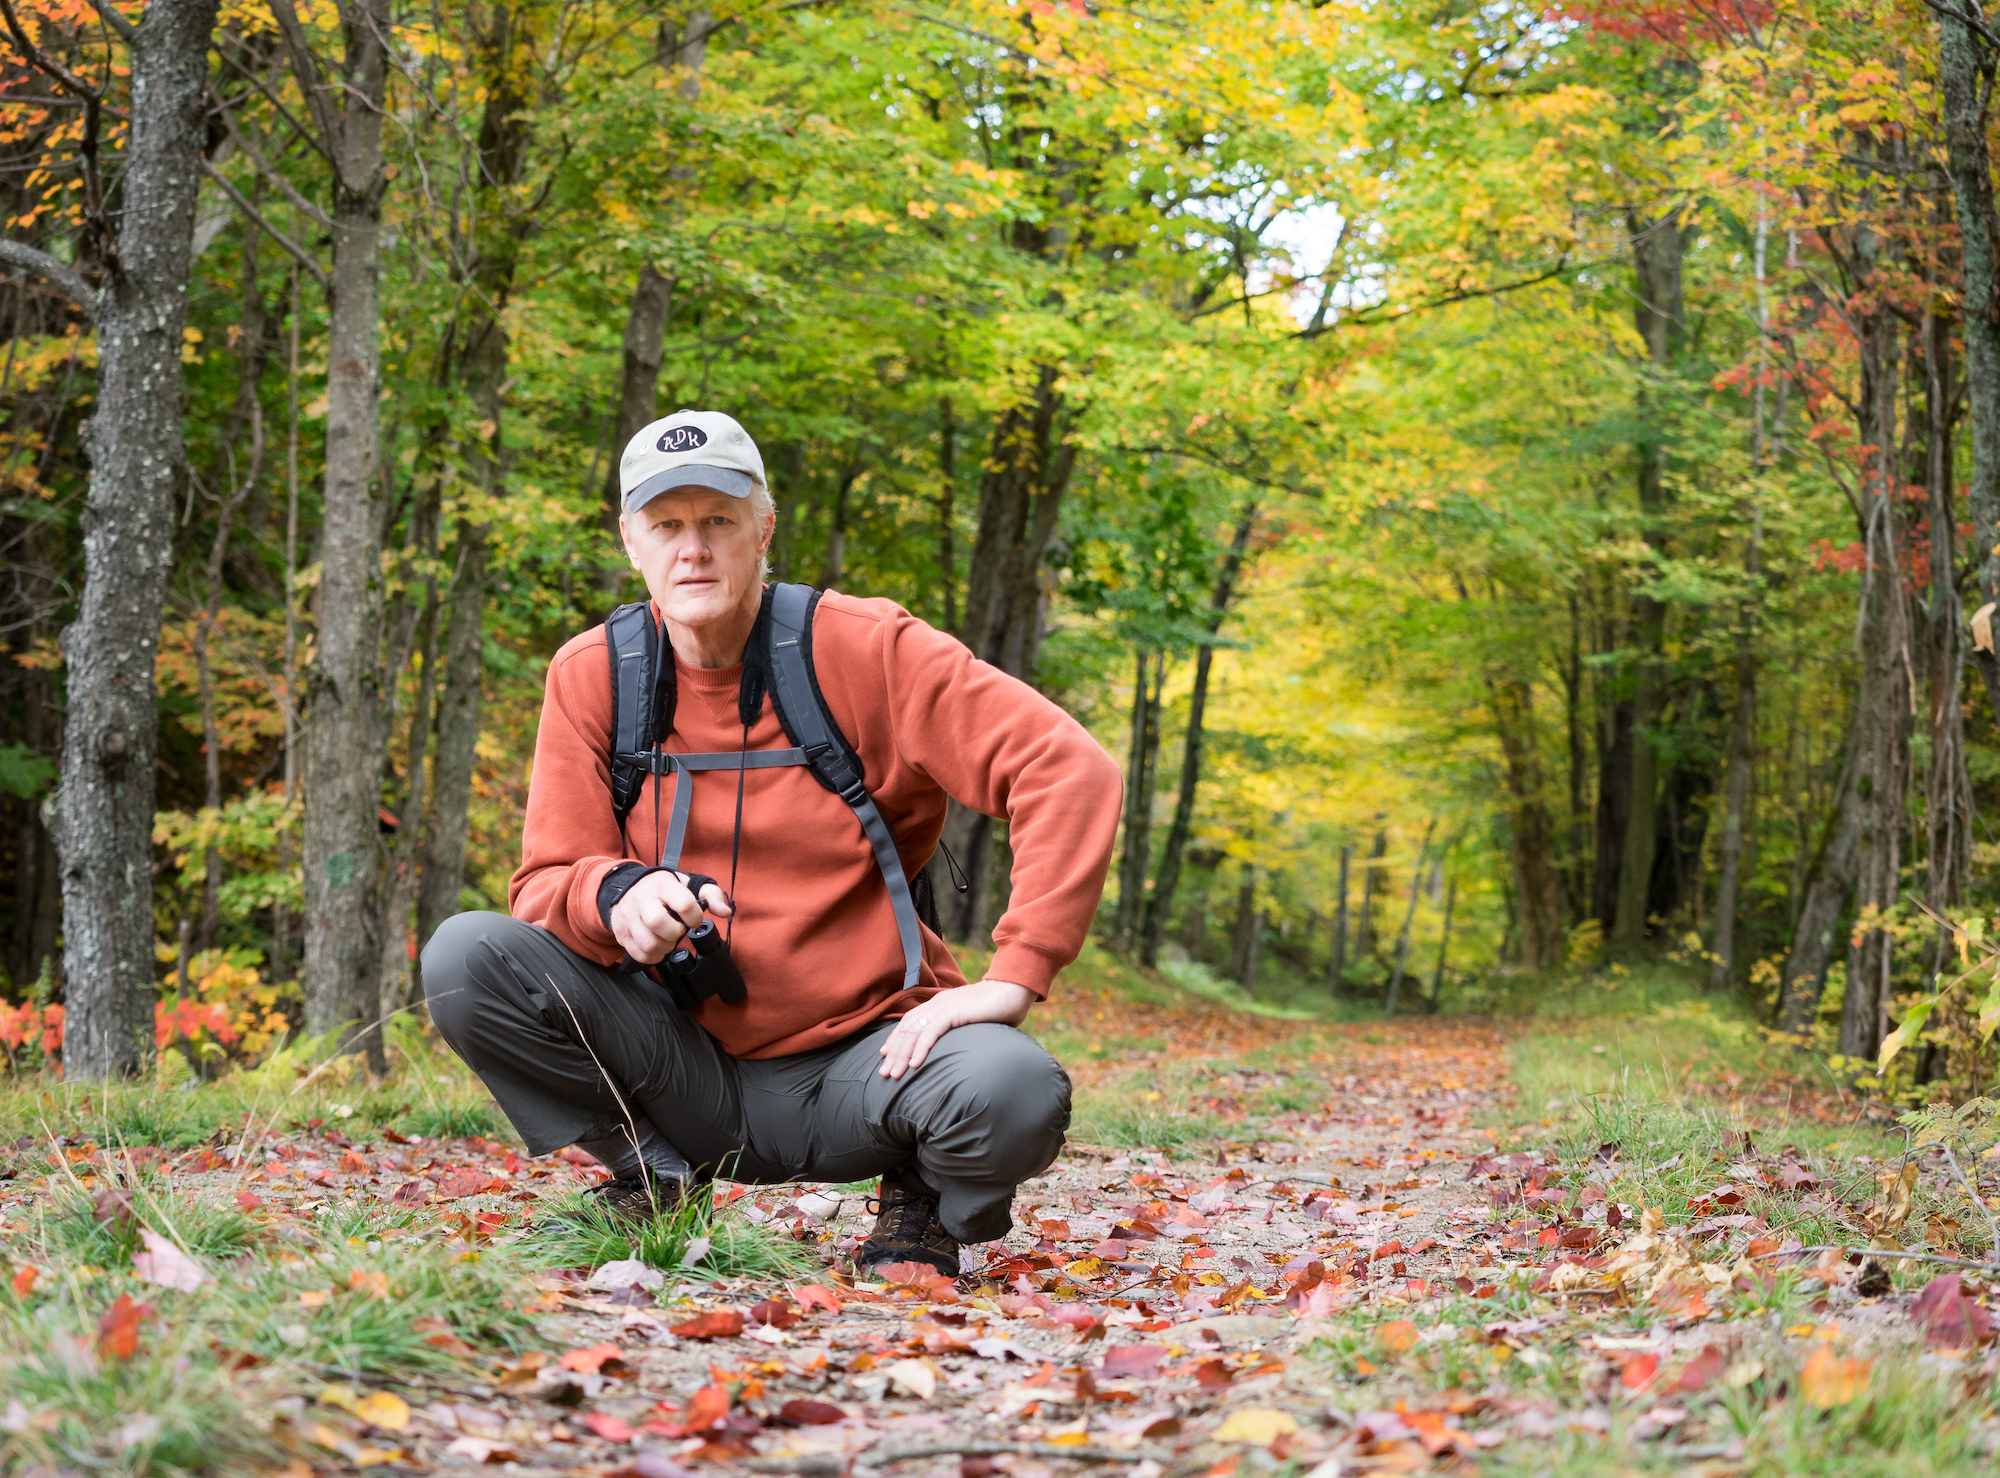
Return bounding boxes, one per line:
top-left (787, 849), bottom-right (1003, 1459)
top-left (419, 911), bottom-right (521, 1051)
top-left (932, 1024), bottom-right (1071, 1156)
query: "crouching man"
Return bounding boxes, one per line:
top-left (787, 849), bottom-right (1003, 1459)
top-left (421, 408), bottom-right (1122, 1276)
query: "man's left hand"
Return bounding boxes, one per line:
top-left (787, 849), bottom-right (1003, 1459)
top-left (878, 980), bottom-right (1035, 1079)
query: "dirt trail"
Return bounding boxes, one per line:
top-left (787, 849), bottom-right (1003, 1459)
top-left (346, 1019), bottom-right (1518, 1476)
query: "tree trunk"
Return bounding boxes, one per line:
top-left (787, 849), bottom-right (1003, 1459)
top-left (1386, 819), bottom-right (1436, 1016)
top-left (1243, 909), bottom-right (1265, 993)
top-left (942, 366), bottom-right (1079, 940)
top-left (1139, 504), bottom-right (1256, 966)
top-left (1327, 843), bottom-right (1350, 991)
top-left (1355, 827), bottom-right (1387, 961)
top-left (1611, 208), bottom-right (1686, 953)
top-left (289, 0), bottom-right (392, 1067)
top-left (1940, 0), bottom-right (2000, 725)
top-left (1777, 720), bottom-right (1861, 1033)
top-left (1430, 873), bottom-right (1456, 1005)
top-left (1488, 677), bottom-right (1564, 968)
top-left (1227, 862), bottom-right (1256, 984)
top-left (938, 394), bottom-right (957, 632)
top-left (1113, 648), bottom-right (1162, 949)
top-left (1837, 305), bottom-right (1914, 1063)
top-left (1921, 309), bottom-right (1969, 1002)
top-left (595, 11), bottom-right (709, 548)
top-left (413, 3), bottom-right (538, 964)
top-left (45, 0), bottom-right (222, 1080)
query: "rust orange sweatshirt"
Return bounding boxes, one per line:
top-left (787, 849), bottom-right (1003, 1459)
top-left (509, 590), bottom-right (1123, 1059)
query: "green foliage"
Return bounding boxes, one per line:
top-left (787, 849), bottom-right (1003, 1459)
top-left (521, 1188), bottom-right (814, 1280)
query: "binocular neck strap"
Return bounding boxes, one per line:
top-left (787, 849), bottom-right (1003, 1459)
top-left (650, 746), bottom-right (810, 870)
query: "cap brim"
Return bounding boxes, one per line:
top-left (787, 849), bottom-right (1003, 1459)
top-left (624, 464), bottom-right (757, 510)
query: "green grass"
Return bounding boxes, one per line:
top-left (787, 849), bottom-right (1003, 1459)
top-left (520, 1187), bottom-right (817, 1279)
top-left (41, 1177), bottom-right (258, 1266)
top-left (1068, 1086), bottom-right (1225, 1151)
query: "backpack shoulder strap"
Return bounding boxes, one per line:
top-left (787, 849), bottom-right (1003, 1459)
top-left (763, 583), bottom-right (925, 989)
top-left (603, 601), bottom-right (676, 830)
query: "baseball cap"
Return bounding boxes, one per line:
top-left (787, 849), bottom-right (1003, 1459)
top-left (619, 409), bottom-right (768, 512)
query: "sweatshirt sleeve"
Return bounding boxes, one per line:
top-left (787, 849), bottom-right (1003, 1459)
top-left (508, 637), bottom-right (634, 964)
top-left (872, 608), bottom-right (1123, 996)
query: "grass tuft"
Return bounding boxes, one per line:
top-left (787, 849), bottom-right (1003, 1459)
top-left (520, 1187), bottom-right (816, 1279)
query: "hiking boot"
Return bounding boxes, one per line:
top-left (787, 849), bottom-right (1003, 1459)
top-left (857, 1165), bottom-right (959, 1278)
top-left (554, 1173), bottom-right (688, 1229)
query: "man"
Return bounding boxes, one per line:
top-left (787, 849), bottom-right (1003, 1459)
top-left (423, 408), bottom-right (1122, 1275)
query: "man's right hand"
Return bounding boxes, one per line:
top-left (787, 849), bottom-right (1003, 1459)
top-left (610, 871), bottom-right (734, 965)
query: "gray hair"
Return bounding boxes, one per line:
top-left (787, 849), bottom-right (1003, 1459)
top-left (754, 484), bottom-right (777, 580)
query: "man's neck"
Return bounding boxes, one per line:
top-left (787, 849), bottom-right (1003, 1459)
top-left (663, 589), bottom-right (762, 669)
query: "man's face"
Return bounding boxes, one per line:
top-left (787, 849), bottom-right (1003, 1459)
top-left (620, 489), bottom-right (773, 631)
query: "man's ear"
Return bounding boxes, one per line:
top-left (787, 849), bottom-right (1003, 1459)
top-left (759, 506), bottom-right (776, 553)
top-left (618, 512), bottom-right (638, 566)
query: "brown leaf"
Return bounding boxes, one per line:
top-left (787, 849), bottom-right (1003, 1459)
top-left (749, 1298), bottom-right (798, 1328)
top-left (778, 1399), bottom-right (845, 1426)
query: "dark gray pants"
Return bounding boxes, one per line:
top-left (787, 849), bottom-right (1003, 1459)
top-left (420, 912), bottom-right (1070, 1242)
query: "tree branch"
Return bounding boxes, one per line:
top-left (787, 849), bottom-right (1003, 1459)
top-left (199, 159), bottom-right (329, 293)
top-left (209, 88), bottom-right (333, 228)
top-left (1298, 258), bottom-right (1572, 339)
top-left (84, 0), bottom-right (137, 45)
top-left (0, 240), bottom-right (97, 318)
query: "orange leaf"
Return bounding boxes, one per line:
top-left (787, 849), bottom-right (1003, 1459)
top-left (11, 1265), bottom-right (38, 1297)
top-left (1800, 1345), bottom-right (1873, 1407)
top-left (1353, 1356), bottom-right (1378, 1375)
top-left (234, 1192), bottom-right (262, 1211)
top-left (96, 1294), bottom-right (153, 1361)
top-left (793, 1283), bottom-right (842, 1315)
top-left (559, 1342), bottom-right (627, 1373)
top-left (1378, 1319), bottom-right (1419, 1355)
top-left (339, 1149), bottom-right (370, 1174)
top-left (348, 1269), bottom-right (390, 1299)
top-left (1620, 1353), bottom-right (1660, 1391)
top-left (682, 1384), bottom-right (730, 1431)
top-left (672, 1310), bottom-right (746, 1339)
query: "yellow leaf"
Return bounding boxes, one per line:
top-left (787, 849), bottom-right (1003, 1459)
top-left (1800, 1345), bottom-right (1872, 1408)
top-left (353, 1392), bottom-right (409, 1432)
top-left (1876, 1165), bottom-right (1920, 1234)
top-left (1215, 1408), bottom-right (1299, 1444)
top-left (316, 1383), bottom-right (358, 1412)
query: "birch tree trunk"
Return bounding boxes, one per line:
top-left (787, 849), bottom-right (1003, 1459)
top-left (42, 0), bottom-right (222, 1080)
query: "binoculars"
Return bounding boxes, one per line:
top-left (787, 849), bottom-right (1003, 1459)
top-left (659, 914), bottom-right (746, 1011)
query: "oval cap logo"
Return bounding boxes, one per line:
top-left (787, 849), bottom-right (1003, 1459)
top-left (657, 425), bottom-right (709, 454)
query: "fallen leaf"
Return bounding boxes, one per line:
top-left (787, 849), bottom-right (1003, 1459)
top-left (1620, 1354), bottom-right (1660, 1391)
top-left (11, 1265), bottom-right (38, 1297)
top-left (444, 1437), bottom-right (516, 1463)
top-left (1800, 1345), bottom-right (1872, 1407)
top-left (749, 1297), bottom-right (799, 1328)
top-left (1912, 1273), bottom-right (1995, 1349)
top-left (586, 1259), bottom-right (665, 1292)
top-left (671, 1309), bottom-right (745, 1339)
top-left (559, 1342), bottom-right (627, 1373)
top-left (583, 1411), bottom-right (635, 1442)
top-left (885, 1357), bottom-right (938, 1399)
top-left (1378, 1319), bottom-right (1419, 1355)
top-left (354, 1392), bottom-right (409, 1432)
top-left (1214, 1408), bottom-right (1298, 1444)
top-left (778, 1398), bottom-right (846, 1425)
top-left (1101, 1344), bottom-right (1167, 1377)
top-left (132, 1229), bottom-right (207, 1292)
top-left (682, 1384), bottom-right (729, 1431)
top-left (235, 1192), bottom-right (262, 1211)
top-left (792, 1283), bottom-right (842, 1315)
top-left (96, 1294), bottom-right (153, 1360)
top-left (348, 1269), bottom-right (390, 1299)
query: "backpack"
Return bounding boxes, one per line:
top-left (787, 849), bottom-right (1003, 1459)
top-left (602, 583), bottom-right (944, 990)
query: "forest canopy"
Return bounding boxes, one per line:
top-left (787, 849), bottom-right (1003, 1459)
top-left (0, 0), bottom-right (1990, 1094)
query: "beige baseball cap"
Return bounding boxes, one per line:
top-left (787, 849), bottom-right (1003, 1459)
top-left (619, 409), bottom-right (767, 511)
